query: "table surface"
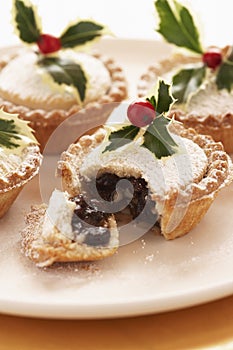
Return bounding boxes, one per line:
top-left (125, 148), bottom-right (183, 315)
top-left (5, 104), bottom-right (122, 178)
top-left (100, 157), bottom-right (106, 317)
top-left (1, 1), bottom-right (233, 349)
top-left (1, 295), bottom-right (233, 350)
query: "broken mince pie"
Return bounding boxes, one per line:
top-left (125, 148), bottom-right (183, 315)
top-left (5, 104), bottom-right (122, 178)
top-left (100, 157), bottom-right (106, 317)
top-left (21, 190), bottom-right (118, 267)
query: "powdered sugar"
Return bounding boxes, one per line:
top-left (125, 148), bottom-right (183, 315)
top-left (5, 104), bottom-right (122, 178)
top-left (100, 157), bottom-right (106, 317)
top-left (0, 51), bottom-right (111, 110)
top-left (80, 133), bottom-right (208, 199)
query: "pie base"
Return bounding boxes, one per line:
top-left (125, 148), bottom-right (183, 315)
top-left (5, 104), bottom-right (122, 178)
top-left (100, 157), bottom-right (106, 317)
top-left (137, 52), bottom-right (233, 153)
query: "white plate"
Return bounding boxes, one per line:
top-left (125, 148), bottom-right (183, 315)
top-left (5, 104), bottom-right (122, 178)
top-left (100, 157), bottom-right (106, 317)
top-left (1, 39), bottom-right (233, 319)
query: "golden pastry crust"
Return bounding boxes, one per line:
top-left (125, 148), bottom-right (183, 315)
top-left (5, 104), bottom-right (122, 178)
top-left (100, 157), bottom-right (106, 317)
top-left (0, 47), bottom-right (128, 151)
top-left (0, 143), bottom-right (42, 218)
top-left (138, 52), bottom-right (233, 153)
top-left (58, 125), bottom-right (233, 240)
top-left (21, 204), bottom-right (118, 267)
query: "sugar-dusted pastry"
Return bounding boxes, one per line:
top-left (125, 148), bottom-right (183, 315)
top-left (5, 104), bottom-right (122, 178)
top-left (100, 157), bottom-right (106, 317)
top-left (0, 0), bottom-right (127, 151)
top-left (138, 0), bottom-right (233, 153)
top-left (0, 109), bottom-right (41, 218)
top-left (22, 81), bottom-right (232, 267)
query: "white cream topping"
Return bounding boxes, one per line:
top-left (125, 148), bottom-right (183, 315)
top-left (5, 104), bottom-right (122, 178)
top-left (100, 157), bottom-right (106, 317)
top-left (80, 134), bottom-right (208, 199)
top-left (0, 50), bottom-right (111, 110)
top-left (42, 189), bottom-right (76, 240)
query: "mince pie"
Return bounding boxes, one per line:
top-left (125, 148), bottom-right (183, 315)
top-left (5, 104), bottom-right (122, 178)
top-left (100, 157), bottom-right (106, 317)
top-left (138, 0), bottom-right (233, 152)
top-left (0, 0), bottom-right (127, 151)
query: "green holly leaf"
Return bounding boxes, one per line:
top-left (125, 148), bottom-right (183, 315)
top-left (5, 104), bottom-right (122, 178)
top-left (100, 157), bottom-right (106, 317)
top-left (0, 119), bottom-right (21, 149)
top-left (60, 21), bottom-right (109, 48)
top-left (103, 125), bottom-right (140, 153)
top-left (143, 115), bottom-right (178, 159)
top-left (38, 56), bottom-right (87, 102)
top-left (216, 47), bottom-right (233, 91)
top-left (155, 0), bottom-right (203, 54)
top-left (147, 80), bottom-right (174, 114)
top-left (172, 65), bottom-right (206, 103)
top-left (13, 0), bottom-right (41, 43)
top-left (0, 109), bottom-right (38, 150)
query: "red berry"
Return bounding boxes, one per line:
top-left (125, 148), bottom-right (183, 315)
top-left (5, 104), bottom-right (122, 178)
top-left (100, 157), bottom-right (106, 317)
top-left (202, 49), bottom-right (222, 69)
top-left (37, 34), bottom-right (61, 54)
top-left (127, 100), bottom-right (156, 127)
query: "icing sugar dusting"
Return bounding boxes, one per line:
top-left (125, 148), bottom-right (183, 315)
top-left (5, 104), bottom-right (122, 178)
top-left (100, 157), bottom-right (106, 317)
top-left (0, 51), bottom-right (111, 110)
top-left (80, 133), bottom-right (208, 199)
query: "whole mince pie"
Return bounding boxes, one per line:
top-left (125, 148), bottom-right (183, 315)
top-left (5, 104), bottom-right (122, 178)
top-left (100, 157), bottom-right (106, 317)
top-left (138, 0), bottom-right (233, 153)
top-left (0, 0), bottom-right (127, 151)
top-left (21, 81), bottom-right (233, 267)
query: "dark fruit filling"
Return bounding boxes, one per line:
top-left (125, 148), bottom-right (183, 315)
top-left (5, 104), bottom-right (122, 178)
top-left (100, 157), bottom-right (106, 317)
top-left (96, 173), bottom-right (147, 219)
top-left (90, 173), bottom-right (157, 223)
top-left (71, 174), bottom-right (158, 247)
top-left (71, 194), bottom-right (111, 247)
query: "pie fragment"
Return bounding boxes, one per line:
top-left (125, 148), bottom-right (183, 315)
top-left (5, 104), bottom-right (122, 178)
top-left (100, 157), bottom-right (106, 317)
top-left (21, 189), bottom-right (119, 267)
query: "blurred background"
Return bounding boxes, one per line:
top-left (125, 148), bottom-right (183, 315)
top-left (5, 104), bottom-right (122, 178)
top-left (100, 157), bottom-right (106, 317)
top-left (0, 0), bottom-right (232, 47)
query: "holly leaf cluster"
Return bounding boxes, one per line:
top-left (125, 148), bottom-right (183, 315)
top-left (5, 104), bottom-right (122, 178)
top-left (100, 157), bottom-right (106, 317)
top-left (13, 0), bottom-right (108, 48)
top-left (104, 81), bottom-right (178, 159)
top-left (13, 0), bottom-right (110, 102)
top-left (154, 0), bottom-right (233, 102)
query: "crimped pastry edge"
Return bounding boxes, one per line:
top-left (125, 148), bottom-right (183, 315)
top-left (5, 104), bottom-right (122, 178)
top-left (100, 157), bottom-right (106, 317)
top-left (57, 125), bottom-right (233, 239)
top-left (21, 204), bottom-right (119, 267)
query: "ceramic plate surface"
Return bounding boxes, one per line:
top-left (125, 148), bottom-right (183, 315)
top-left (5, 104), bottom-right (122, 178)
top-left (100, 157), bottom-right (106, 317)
top-left (1, 39), bottom-right (233, 319)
